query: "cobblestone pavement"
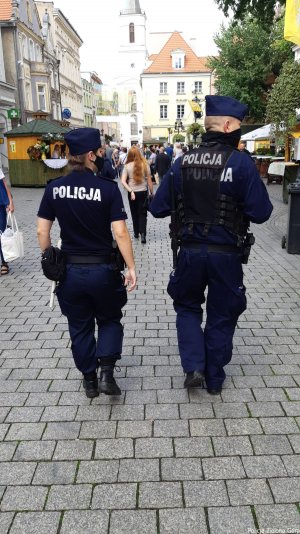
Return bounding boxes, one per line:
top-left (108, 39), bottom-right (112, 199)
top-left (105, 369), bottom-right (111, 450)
top-left (0, 180), bottom-right (299, 534)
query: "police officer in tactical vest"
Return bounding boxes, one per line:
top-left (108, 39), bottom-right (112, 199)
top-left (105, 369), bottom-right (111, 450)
top-left (37, 128), bottom-right (137, 398)
top-left (150, 95), bottom-right (273, 395)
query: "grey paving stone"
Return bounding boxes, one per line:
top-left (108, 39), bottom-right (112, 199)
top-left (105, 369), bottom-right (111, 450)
top-left (159, 508), bottom-right (208, 534)
top-left (174, 437), bottom-right (214, 457)
top-left (42, 422), bottom-right (80, 440)
top-left (184, 480), bottom-right (229, 507)
top-left (0, 424), bottom-right (9, 441)
top-left (125, 390), bottom-right (158, 405)
top-left (46, 484), bottom-right (92, 510)
top-left (202, 457), bottom-right (245, 480)
top-left (154, 419), bottom-right (189, 437)
top-left (247, 401), bottom-right (285, 417)
top-left (251, 434), bottom-right (293, 455)
top-left (110, 510), bottom-right (157, 534)
top-left (161, 458), bottom-right (203, 480)
top-left (158, 389), bottom-right (189, 403)
top-left (77, 460), bottom-right (119, 483)
top-left (53, 440), bottom-right (94, 460)
top-left (255, 504), bottom-right (300, 532)
top-left (14, 440), bottom-right (55, 461)
top-left (0, 462), bottom-right (36, 485)
top-left (259, 416), bottom-right (300, 434)
top-left (269, 477), bottom-right (300, 503)
top-left (190, 419), bottom-right (226, 436)
top-left (5, 422), bottom-right (45, 441)
top-left (227, 478), bottom-right (273, 505)
top-left (242, 455), bottom-right (288, 478)
top-left (111, 405), bottom-right (145, 420)
top-left (0, 380), bottom-right (20, 393)
top-left (117, 421), bottom-right (152, 438)
top-left (145, 403), bottom-right (179, 420)
top-left (0, 442), bottom-right (17, 461)
top-left (0, 485), bottom-right (48, 511)
top-left (0, 407), bottom-right (10, 424)
top-left (142, 376), bottom-right (171, 389)
top-left (91, 483), bottom-right (136, 509)
top-left (5, 406), bottom-right (44, 423)
top-left (9, 512), bottom-right (60, 534)
top-left (18, 381), bottom-right (51, 393)
top-left (79, 421), bottom-right (116, 439)
top-left (282, 401), bottom-right (300, 416)
top-left (264, 375), bottom-right (297, 387)
top-left (286, 388), bottom-right (300, 400)
top-left (61, 510), bottom-right (109, 534)
top-left (139, 481), bottom-right (182, 508)
top-left (179, 403), bottom-right (214, 419)
top-left (282, 455), bottom-right (300, 476)
top-left (253, 387), bottom-right (287, 401)
top-left (0, 512), bottom-right (14, 534)
top-left (95, 438), bottom-right (133, 459)
top-left (73, 405), bottom-right (110, 422)
top-left (289, 434), bottom-right (300, 453)
top-left (213, 402), bottom-right (249, 418)
top-left (225, 418), bottom-right (263, 435)
top-left (212, 436), bottom-right (253, 456)
top-left (208, 506), bottom-right (256, 534)
top-left (118, 459), bottom-right (159, 482)
top-left (33, 461), bottom-right (77, 485)
top-left (41, 405), bottom-right (77, 422)
top-left (233, 376), bottom-right (265, 388)
top-left (135, 438), bottom-right (173, 458)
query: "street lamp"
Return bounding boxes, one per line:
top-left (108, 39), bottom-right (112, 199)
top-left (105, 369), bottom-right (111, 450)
top-left (192, 95), bottom-right (202, 122)
top-left (174, 120), bottom-right (184, 134)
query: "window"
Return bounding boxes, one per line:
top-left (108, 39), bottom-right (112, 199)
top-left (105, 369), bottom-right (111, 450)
top-left (160, 105), bottom-right (168, 119)
top-left (194, 81), bottom-right (202, 93)
top-left (177, 82), bottom-right (185, 94)
top-left (37, 84), bottom-right (46, 111)
top-left (131, 114), bottom-right (138, 135)
top-left (21, 35), bottom-right (28, 59)
top-left (25, 81), bottom-right (32, 109)
top-left (129, 23), bottom-right (135, 43)
top-left (171, 50), bottom-right (185, 69)
top-left (177, 104), bottom-right (184, 119)
top-left (29, 39), bottom-right (35, 61)
top-left (175, 57), bottom-right (182, 69)
top-left (160, 82), bottom-right (167, 94)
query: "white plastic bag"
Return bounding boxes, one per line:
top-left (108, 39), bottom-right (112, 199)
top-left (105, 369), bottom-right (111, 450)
top-left (0, 212), bottom-right (24, 262)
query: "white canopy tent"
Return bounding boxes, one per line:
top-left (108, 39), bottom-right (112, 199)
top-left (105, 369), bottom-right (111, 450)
top-left (241, 124), bottom-right (272, 153)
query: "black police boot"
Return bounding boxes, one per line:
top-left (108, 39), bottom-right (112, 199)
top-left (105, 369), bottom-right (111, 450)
top-left (99, 358), bottom-right (121, 396)
top-left (141, 233), bottom-right (146, 244)
top-left (134, 233), bottom-right (139, 238)
top-left (184, 370), bottom-right (204, 388)
top-left (83, 371), bottom-right (99, 398)
top-left (207, 387), bottom-right (222, 395)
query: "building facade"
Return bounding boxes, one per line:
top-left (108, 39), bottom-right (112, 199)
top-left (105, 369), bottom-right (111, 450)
top-left (141, 32), bottom-right (213, 144)
top-left (0, 17), bottom-right (16, 170)
top-left (81, 72), bottom-right (102, 128)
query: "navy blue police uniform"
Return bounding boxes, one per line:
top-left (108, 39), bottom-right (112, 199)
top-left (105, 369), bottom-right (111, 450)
top-left (150, 96), bottom-right (273, 393)
top-left (37, 128), bottom-right (127, 395)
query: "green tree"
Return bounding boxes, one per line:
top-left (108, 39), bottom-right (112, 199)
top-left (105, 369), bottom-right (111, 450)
top-left (208, 16), bottom-right (293, 122)
top-left (173, 133), bottom-right (185, 143)
top-left (186, 123), bottom-right (205, 142)
top-left (266, 60), bottom-right (300, 138)
top-left (214, 0), bottom-right (284, 27)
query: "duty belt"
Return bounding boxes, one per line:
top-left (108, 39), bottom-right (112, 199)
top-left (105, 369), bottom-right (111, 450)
top-left (66, 255), bottom-right (112, 264)
top-left (181, 242), bottom-right (240, 254)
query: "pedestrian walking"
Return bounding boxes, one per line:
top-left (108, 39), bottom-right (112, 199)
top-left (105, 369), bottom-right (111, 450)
top-left (150, 95), bottom-right (273, 394)
top-left (0, 166), bottom-right (14, 275)
top-left (37, 127), bottom-right (137, 398)
top-left (121, 145), bottom-right (153, 244)
top-left (155, 146), bottom-right (171, 184)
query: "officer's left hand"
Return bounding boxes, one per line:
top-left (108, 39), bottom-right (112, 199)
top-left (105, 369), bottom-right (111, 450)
top-left (124, 267), bottom-right (137, 292)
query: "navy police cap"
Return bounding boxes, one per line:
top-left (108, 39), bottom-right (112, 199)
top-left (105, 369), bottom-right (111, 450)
top-left (64, 127), bottom-right (101, 155)
top-left (205, 95), bottom-right (248, 121)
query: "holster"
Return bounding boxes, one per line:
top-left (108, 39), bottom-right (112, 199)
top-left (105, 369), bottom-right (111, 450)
top-left (111, 240), bottom-right (125, 272)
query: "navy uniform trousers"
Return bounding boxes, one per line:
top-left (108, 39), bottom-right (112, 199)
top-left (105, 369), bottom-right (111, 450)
top-left (56, 263), bottom-right (127, 374)
top-left (167, 246), bottom-right (247, 390)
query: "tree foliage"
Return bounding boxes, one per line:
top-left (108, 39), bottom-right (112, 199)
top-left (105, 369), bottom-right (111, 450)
top-left (186, 123), bottom-right (205, 141)
top-left (207, 16), bottom-right (293, 122)
top-left (266, 60), bottom-right (300, 137)
top-left (215, 0), bottom-right (284, 27)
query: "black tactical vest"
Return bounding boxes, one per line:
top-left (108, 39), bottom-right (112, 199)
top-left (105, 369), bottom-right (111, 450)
top-left (180, 142), bottom-right (248, 237)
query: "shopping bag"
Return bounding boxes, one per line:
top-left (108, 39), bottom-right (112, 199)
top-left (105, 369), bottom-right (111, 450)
top-left (0, 212), bottom-right (24, 262)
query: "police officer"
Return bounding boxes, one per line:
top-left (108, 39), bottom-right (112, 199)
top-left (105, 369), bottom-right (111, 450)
top-left (37, 128), bottom-right (137, 398)
top-left (150, 95), bottom-right (273, 395)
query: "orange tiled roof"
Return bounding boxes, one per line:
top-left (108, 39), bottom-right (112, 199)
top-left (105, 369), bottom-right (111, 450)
top-left (144, 31), bottom-right (211, 74)
top-left (0, 0), bottom-right (12, 20)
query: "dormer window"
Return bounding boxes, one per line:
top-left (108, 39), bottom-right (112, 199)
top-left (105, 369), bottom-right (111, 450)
top-left (129, 23), bottom-right (135, 43)
top-left (171, 49), bottom-right (185, 69)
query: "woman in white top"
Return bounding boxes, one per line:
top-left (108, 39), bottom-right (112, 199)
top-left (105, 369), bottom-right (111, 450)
top-left (0, 168), bottom-right (14, 275)
top-left (121, 146), bottom-right (153, 244)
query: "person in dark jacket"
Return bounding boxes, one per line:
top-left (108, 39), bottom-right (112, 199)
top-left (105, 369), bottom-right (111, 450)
top-left (150, 95), bottom-right (273, 395)
top-left (37, 128), bottom-right (137, 399)
top-left (99, 147), bottom-right (117, 180)
top-left (155, 147), bottom-right (171, 183)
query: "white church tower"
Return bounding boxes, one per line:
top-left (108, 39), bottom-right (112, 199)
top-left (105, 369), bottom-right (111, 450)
top-left (116, 0), bottom-right (147, 145)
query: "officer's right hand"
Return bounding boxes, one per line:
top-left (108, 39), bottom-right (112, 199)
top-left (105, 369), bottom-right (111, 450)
top-left (124, 267), bottom-right (137, 292)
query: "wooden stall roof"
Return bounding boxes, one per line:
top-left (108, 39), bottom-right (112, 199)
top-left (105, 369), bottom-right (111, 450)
top-left (5, 120), bottom-right (71, 138)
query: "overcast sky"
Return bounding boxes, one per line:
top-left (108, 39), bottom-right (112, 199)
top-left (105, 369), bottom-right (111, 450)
top-left (52, 0), bottom-right (230, 83)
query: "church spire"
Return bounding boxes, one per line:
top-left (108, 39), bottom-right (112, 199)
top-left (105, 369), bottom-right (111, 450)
top-left (120, 0), bottom-right (142, 15)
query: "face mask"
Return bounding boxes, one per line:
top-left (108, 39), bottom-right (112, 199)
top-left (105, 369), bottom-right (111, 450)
top-left (93, 155), bottom-right (104, 173)
top-left (202, 128), bottom-right (242, 148)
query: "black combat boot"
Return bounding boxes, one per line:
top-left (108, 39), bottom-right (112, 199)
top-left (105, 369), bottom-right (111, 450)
top-left (83, 371), bottom-right (99, 398)
top-left (184, 370), bottom-right (204, 389)
top-left (141, 233), bottom-right (146, 244)
top-left (99, 358), bottom-right (121, 396)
